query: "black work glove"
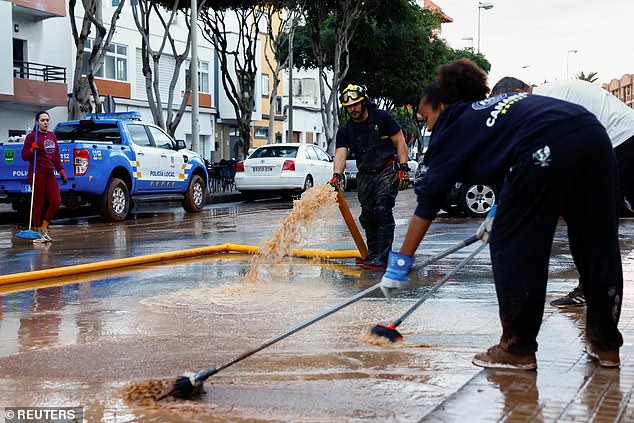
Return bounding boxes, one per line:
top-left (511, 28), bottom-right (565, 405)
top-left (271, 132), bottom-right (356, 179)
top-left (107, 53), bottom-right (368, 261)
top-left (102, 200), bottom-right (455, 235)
top-left (329, 173), bottom-right (343, 190)
top-left (395, 163), bottom-right (410, 191)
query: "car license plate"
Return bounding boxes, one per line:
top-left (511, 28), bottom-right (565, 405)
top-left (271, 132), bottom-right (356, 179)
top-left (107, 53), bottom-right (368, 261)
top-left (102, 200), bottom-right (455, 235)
top-left (252, 166), bottom-right (273, 172)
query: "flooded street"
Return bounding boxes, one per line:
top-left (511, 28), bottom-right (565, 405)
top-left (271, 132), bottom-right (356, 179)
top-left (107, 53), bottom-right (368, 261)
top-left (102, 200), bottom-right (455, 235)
top-left (1, 190), bottom-right (633, 422)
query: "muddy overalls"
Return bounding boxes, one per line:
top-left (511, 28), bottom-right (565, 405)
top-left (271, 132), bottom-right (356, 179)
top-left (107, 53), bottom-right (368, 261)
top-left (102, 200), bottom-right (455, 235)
top-left (347, 114), bottom-right (399, 268)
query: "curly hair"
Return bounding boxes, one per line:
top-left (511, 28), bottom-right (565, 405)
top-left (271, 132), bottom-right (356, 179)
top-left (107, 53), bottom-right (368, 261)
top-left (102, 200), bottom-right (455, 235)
top-left (421, 59), bottom-right (489, 111)
top-left (438, 59), bottom-right (489, 104)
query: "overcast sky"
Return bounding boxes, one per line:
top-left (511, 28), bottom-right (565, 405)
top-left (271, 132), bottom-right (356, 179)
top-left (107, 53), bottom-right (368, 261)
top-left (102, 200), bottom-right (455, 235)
top-left (435, 0), bottom-right (634, 87)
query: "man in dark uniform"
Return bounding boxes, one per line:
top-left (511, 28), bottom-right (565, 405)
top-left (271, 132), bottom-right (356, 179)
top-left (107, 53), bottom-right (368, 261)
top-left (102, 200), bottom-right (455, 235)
top-left (329, 84), bottom-right (410, 269)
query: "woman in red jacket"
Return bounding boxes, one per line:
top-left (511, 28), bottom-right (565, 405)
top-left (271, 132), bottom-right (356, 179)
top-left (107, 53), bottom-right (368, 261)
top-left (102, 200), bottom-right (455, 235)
top-left (21, 111), bottom-right (68, 243)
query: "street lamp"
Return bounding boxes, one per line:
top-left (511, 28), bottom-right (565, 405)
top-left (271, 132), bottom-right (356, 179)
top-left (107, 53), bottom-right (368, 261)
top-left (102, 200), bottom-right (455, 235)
top-left (461, 36), bottom-right (474, 51)
top-left (522, 65), bottom-right (531, 84)
top-left (566, 49), bottom-right (578, 78)
top-left (477, 2), bottom-right (493, 53)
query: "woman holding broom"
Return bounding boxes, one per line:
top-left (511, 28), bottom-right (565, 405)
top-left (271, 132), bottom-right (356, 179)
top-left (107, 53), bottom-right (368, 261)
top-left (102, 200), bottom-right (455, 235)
top-left (21, 111), bottom-right (68, 243)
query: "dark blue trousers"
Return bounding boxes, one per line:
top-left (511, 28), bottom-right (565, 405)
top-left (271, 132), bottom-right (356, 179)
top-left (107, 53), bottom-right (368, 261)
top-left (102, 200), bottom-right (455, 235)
top-left (490, 124), bottom-right (623, 354)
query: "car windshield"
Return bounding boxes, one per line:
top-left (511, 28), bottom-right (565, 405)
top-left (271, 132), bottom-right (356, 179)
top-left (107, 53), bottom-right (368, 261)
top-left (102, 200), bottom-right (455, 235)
top-left (55, 123), bottom-right (122, 144)
top-left (251, 146), bottom-right (298, 158)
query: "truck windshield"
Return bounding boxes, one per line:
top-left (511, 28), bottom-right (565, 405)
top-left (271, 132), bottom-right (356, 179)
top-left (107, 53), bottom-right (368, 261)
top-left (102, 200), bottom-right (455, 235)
top-left (55, 123), bottom-right (122, 144)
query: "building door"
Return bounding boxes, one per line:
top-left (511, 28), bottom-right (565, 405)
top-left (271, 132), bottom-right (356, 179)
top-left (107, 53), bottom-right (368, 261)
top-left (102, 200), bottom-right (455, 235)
top-left (13, 39), bottom-right (26, 78)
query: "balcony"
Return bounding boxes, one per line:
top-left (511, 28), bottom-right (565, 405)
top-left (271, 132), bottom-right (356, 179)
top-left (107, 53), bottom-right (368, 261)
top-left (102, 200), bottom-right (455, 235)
top-left (0, 61), bottom-right (68, 108)
top-left (10, 0), bottom-right (66, 18)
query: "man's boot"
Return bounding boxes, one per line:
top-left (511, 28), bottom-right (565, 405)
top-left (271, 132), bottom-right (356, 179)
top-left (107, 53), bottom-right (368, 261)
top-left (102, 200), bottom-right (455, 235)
top-left (363, 225), bottom-right (394, 269)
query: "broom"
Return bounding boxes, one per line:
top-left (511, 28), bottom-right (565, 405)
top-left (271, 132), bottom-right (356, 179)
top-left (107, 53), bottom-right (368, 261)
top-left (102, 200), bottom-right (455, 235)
top-left (370, 242), bottom-right (487, 342)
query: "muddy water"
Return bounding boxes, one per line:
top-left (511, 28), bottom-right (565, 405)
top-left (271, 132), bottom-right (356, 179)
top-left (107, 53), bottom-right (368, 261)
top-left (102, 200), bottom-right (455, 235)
top-left (1, 203), bottom-right (633, 421)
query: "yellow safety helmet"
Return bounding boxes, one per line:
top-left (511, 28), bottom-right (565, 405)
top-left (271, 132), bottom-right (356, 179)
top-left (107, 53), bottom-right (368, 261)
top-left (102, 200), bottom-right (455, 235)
top-left (339, 84), bottom-right (367, 106)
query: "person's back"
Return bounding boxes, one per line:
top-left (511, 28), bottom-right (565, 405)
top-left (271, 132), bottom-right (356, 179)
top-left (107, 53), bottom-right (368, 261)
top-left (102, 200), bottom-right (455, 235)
top-left (533, 79), bottom-right (634, 147)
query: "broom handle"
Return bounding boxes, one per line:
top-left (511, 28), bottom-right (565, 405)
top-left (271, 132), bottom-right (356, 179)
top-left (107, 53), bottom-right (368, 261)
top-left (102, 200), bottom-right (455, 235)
top-left (195, 235), bottom-right (483, 382)
top-left (394, 242), bottom-right (487, 327)
top-left (336, 189), bottom-right (368, 259)
top-left (27, 128), bottom-right (38, 230)
top-left (410, 234), bottom-right (479, 272)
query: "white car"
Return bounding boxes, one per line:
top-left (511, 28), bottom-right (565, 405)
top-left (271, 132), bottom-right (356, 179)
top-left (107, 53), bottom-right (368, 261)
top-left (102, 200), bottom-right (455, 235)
top-left (235, 143), bottom-right (333, 201)
top-left (344, 152), bottom-right (419, 191)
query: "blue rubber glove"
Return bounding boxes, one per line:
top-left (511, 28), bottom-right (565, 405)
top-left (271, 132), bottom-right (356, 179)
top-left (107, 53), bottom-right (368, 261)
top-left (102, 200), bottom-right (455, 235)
top-left (380, 251), bottom-right (414, 298)
top-left (476, 204), bottom-right (497, 244)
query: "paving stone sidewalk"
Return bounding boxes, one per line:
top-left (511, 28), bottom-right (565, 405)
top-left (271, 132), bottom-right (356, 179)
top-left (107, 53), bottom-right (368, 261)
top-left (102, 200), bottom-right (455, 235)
top-left (421, 252), bottom-right (634, 422)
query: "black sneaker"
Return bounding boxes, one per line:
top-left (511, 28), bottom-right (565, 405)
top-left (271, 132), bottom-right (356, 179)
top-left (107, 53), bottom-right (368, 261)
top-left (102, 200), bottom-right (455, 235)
top-left (550, 287), bottom-right (585, 308)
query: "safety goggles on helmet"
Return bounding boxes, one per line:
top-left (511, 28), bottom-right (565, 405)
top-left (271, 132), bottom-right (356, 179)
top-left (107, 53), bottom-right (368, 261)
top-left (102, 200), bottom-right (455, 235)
top-left (339, 84), bottom-right (367, 106)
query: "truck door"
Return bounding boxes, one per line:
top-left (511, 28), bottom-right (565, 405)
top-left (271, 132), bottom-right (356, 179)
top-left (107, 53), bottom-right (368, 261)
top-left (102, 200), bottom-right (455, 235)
top-left (126, 124), bottom-right (162, 193)
top-left (146, 126), bottom-right (187, 192)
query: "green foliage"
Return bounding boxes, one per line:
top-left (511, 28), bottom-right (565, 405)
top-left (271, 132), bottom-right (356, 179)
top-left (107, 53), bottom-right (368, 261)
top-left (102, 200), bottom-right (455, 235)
top-left (286, 0), bottom-right (492, 109)
top-left (575, 71), bottom-right (599, 83)
top-left (442, 48), bottom-right (491, 73)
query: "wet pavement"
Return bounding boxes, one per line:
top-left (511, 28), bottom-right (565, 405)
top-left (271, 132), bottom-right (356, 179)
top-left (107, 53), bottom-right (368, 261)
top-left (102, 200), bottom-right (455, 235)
top-left (0, 190), bottom-right (633, 422)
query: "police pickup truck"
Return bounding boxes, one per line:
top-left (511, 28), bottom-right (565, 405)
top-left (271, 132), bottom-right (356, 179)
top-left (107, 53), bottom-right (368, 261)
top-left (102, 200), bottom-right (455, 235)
top-left (0, 112), bottom-right (208, 221)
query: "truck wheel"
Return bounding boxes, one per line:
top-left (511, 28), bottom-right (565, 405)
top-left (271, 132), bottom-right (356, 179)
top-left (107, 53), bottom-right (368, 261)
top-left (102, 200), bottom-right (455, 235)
top-left (182, 174), bottom-right (206, 213)
top-left (100, 178), bottom-right (130, 222)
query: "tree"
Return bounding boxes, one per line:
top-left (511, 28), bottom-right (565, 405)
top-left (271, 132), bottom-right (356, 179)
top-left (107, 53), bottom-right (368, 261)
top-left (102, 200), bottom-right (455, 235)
top-left (131, 0), bottom-right (208, 137)
top-left (442, 48), bottom-right (491, 74)
top-left (200, 1), bottom-right (264, 159)
top-left (262, 3), bottom-right (301, 144)
top-left (343, 0), bottom-right (447, 110)
top-left (576, 71), bottom-right (599, 83)
top-left (299, 0), bottom-right (376, 153)
top-left (68, 0), bottom-right (126, 119)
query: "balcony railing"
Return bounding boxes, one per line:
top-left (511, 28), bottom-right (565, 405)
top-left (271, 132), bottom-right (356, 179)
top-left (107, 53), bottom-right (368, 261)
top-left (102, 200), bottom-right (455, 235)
top-left (13, 60), bottom-right (66, 83)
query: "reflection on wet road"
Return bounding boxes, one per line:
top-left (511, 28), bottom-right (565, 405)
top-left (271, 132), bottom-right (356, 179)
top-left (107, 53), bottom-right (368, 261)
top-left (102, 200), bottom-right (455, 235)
top-left (1, 191), bottom-right (634, 421)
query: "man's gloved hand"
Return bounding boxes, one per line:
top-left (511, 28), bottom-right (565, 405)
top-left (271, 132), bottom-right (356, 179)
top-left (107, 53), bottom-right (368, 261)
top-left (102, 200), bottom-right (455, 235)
top-left (476, 204), bottom-right (497, 244)
top-left (380, 251), bottom-right (414, 298)
top-left (394, 163), bottom-right (410, 191)
top-left (60, 169), bottom-right (68, 185)
top-left (30, 142), bottom-right (39, 153)
top-left (329, 173), bottom-right (343, 190)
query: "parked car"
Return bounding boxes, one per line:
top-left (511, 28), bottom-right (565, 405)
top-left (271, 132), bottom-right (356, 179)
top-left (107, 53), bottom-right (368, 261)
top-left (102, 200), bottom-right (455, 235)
top-left (235, 143), bottom-right (333, 201)
top-left (344, 150), bottom-right (419, 191)
top-left (414, 162), bottom-right (498, 217)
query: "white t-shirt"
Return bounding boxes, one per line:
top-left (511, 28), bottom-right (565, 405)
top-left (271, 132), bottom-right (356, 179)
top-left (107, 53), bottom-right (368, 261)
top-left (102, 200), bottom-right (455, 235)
top-left (533, 79), bottom-right (634, 148)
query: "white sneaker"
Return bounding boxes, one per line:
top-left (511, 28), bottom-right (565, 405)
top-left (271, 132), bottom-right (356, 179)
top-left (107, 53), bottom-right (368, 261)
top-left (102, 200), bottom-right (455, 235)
top-left (33, 230), bottom-right (53, 243)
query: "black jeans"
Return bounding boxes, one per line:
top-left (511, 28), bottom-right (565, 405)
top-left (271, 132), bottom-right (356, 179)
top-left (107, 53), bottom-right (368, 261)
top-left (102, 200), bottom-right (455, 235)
top-left (490, 125), bottom-right (623, 354)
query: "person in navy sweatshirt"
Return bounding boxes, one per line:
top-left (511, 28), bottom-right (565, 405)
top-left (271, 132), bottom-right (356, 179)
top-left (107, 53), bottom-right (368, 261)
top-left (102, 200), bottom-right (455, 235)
top-left (21, 111), bottom-right (68, 243)
top-left (380, 59), bottom-right (623, 370)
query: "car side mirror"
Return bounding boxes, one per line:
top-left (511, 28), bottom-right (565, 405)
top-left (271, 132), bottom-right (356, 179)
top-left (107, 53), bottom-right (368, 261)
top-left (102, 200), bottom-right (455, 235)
top-left (175, 139), bottom-right (186, 150)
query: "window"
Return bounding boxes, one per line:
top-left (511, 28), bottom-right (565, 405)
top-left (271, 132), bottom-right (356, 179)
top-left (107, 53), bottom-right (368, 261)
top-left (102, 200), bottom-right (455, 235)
top-left (82, 39), bottom-right (128, 81)
top-left (262, 74), bottom-right (269, 97)
top-left (185, 60), bottom-right (210, 93)
top-left (128, 124), bottom-right (152, 147)
top-left (254, 127), bottom-right (268, 138)
top-left (147, 126), bottom-right (174, 149)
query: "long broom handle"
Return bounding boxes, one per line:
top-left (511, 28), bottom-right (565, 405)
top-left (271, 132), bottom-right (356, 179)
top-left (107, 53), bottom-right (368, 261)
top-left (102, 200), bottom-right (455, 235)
top-left (27, 129), bottom-right (38, 230)
top-left (394, 242), bottom-right (487, 327)
top-left (194, 234), bottom-right (482, 383)
top-left (410, 234), bottom-right (479, 272)
top-left (336, 189), bottom-right (368, 259)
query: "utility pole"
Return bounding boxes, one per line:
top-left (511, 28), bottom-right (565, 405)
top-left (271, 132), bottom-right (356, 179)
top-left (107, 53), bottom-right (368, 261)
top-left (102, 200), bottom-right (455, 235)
top-left (191, 0), bottom-right (200, 153)
top-left (287, 20), bottom-right (294, 143)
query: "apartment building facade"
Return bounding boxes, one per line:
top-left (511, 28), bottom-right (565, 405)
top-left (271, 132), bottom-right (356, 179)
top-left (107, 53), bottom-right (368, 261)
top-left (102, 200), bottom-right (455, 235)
top-left (0, 1), bottom-right (304, 163)
top-left (603, 73), bottom-right (634, 109)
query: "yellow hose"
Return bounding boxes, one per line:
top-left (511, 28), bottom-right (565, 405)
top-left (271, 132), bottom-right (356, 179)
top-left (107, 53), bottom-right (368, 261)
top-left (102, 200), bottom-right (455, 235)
top-left (0, 244), bottom-right (362, 287)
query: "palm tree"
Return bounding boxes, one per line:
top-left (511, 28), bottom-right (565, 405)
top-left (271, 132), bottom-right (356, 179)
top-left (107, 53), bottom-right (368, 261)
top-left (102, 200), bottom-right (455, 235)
top-left (575, 71), bottom-right (599, 83)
